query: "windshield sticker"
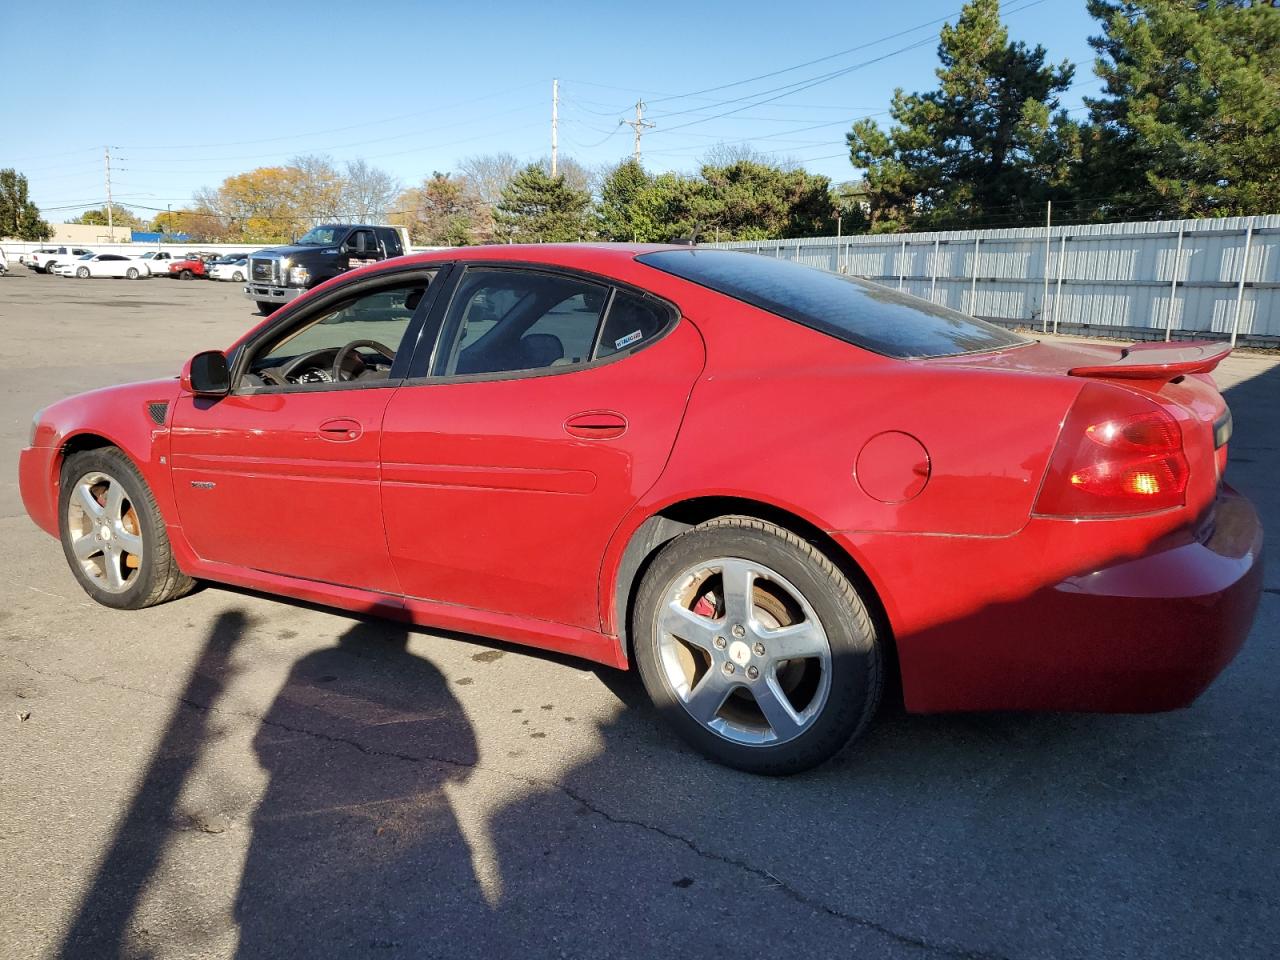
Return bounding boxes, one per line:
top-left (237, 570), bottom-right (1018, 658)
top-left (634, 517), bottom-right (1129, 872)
top-left (614, 330), bottom-right (643, 350)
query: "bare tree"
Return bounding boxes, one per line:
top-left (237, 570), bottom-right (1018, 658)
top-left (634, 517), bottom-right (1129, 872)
top-left (535, 155), bottom-right (601, 199)
top-left (457, 152), bottom-right (522, 208)
top-left (700, 142), bottom-right (797, 170)
top-left (340, 159), bottom-right (401, 222)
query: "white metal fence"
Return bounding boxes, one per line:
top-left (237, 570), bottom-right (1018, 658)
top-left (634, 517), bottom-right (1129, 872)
top-left (710, 215), bottom-right (1280, 347)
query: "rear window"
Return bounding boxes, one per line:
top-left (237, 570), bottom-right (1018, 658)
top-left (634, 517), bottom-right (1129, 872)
top-left (637, 248), bottom-right (1027, 359)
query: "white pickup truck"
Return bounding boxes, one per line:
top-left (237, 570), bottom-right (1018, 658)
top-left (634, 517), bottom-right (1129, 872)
top-left (133, 251), bottom-right (179, 276)
top-left (25, 246), bottom-right (95, 274)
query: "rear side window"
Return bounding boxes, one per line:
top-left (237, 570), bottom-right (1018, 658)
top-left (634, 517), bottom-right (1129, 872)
top-left (596, 291), bottom-right (671, 358)
top-left (637, 249), bottom-right (1027, 359)
top-left (439, 268), bottom-right (609, 376)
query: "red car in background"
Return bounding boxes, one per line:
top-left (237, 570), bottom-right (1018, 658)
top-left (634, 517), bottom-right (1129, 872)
top-left (168, 255), bottom-right (210, 280)
top-left (18, 244), bottom-right (1263, 773)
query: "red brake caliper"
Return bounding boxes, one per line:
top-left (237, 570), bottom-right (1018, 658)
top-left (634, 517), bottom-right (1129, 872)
top-left (692, 592), bottom-right (719, 618)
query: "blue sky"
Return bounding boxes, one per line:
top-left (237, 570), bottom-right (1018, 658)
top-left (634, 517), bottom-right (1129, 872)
top-left (2, 0), bottom-right (1099, 221)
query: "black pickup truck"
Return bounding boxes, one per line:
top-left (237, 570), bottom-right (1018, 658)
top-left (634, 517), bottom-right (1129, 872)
top-left (243, 223), bottom-right (409, 314)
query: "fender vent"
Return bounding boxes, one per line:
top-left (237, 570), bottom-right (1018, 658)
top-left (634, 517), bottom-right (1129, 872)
top-left (147, 401), bottom-right (169, 426)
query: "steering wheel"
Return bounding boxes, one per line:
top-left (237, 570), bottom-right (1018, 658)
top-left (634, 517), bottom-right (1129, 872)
top-left (274, 346), bottom-right (341, 384)
top-left (331, 340), bottom-right (397, 381)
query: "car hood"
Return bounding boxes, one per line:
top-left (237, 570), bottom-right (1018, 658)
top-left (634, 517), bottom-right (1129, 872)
top-left (252, 244), bottom-right (328, 259)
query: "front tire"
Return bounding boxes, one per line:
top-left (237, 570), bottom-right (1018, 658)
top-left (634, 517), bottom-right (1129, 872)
top-left (633, 516), bottom-right (882, 775)
top-left (256, 301), bottom-right (279, 315)
top-left (179, 269), bottom-right (193, 280)
top-left (58, 448), bottom-right (195, 610)
top-left (232, 271), bottom-right (244, 282)
top-left (76, 267), bottom-right (90, 279)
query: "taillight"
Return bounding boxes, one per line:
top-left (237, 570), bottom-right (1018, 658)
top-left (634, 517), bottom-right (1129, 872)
top-left (1034, 382), bottom-right (1189, 518)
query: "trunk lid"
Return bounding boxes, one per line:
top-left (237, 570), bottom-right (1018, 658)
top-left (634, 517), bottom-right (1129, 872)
top-left (924, 337), bottom-right (1234, 488)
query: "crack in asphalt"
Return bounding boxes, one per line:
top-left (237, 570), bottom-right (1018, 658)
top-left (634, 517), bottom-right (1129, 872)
top-left (3, 651), bottom-right (1015, 960)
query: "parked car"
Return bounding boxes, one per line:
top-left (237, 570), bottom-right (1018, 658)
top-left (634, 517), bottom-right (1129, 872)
top-left (0, 246), bottom-right (7, 276)
top-left (17, 245), bottom-right (1263, 774)
top-left (27, 246), bottom-right (94, 274)
top-left (168, 256), bottom-right (209, 280)
top-left (244, 223), bottom-right (408, 314)
top-left (208, 255), bottom-right (249, 282)
top-left (55, 253), bottom-right (149, 280)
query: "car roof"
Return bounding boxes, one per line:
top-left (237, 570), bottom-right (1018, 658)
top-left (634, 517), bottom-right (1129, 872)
top-left (396, 242), bottom-right (689, 270)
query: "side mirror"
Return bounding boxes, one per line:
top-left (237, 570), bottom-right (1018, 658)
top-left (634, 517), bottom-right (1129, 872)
top-left (184, 350), bottom-right (231, 396)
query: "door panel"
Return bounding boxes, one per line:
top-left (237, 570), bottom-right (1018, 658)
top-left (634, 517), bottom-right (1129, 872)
top-left (168, 271), bottom-right (440, 593)
top-left (380, 320), bottom-right (705, 629)
top-left (169, 388), bottom-right (401, 592)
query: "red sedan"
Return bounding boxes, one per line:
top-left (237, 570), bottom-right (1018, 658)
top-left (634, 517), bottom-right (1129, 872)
top-left (19, 245), bottom-right (1263, 773)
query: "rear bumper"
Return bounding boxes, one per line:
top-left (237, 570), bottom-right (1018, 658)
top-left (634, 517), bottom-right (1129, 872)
top-left (243, 283), bottom-right (303, 304)
top-left (19, 445), bottom-right (59, 538)
top-left (842, 486), bottom-right (1264, 714)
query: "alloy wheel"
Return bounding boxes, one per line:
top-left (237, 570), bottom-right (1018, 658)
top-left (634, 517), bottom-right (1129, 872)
top-left (65, 471), bottom-right (144, 594)
top-left (656, 557), bottom-right (832, 746)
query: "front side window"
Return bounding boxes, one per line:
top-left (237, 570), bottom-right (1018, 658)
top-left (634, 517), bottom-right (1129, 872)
top-left (244, 274), bottom-right (435, 388)
top-left (438, 269), bottom-right (609, 376)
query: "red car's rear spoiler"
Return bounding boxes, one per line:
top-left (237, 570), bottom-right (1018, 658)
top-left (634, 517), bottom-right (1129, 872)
top-left (1068, 340), bottom-right (1232, 381)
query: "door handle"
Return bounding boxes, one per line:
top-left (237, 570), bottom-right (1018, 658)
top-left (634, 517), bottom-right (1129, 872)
top-left (318, 418), bottom-right (362, 442)
top-left (564, 411), bottom-right (627, 440)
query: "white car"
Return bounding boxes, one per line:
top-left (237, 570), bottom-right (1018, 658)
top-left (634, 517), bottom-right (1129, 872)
top-left (56, 253), bottom-right (149, 280)
top-left (134, 251), bottom-right (178, 276)
top-left (208, 255), bottom-right (249, 282)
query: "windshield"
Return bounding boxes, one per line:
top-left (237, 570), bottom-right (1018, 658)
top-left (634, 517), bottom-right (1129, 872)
top-left (294, 226), bottom-right (342, 246)
top-left (78, 254), bottom-right (94, 260)
top-left (637, 249), bottom-right (1029, 359)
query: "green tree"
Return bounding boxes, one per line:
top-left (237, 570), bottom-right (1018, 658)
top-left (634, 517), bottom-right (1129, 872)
top-left (68, 204), bottom-right (144, 229)
top-left (598, 159), bottom-right (662, 241)
top-left (847, 0), bottom-right (1080, 231)
top-left (1083, 0), bottom-right (1280, 218)
top-left (699, 161), bottom-right (836, 239)
top-left (635, 161), bottom-right (836, 241)
top-left (494, 164), bottom-right (592, 243)
top-left (0, 169), bottom-right (52, 240)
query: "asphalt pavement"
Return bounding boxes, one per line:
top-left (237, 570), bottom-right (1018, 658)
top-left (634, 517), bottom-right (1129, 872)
top-left (1, 266), bottom-right (1277, 959)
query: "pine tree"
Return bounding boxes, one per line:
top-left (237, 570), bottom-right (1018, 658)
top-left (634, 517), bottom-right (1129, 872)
top-left (597, 159), bottom-right (658, 241)
top-left (1083, 0), bottom-right (1280, 218)
top-left (846, 0), bottom-right (1079, 231)
top-left (0, 169), bottom-right (53, 241)
top-left (494, 165), bottom-right (592, 243)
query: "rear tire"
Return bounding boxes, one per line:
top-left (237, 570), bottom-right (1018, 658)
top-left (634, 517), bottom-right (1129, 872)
top-left (58, 448), bottom-right (195, 610)
top-left (633, 516), bottom-right (882, 775)
top-left (126, 267), bottom-right (140, 279)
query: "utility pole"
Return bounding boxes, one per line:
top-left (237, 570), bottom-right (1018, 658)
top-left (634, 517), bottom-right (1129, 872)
top-left (551, 78), bottom-right (559, 177)
top-left (104, 146), bottom-right (114, 240)
top-left (621, 100), bottom-right (655, 163)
